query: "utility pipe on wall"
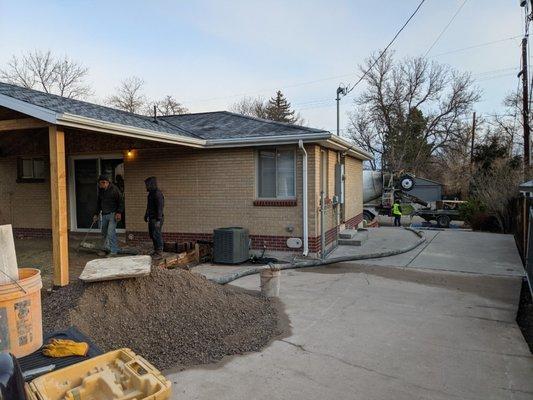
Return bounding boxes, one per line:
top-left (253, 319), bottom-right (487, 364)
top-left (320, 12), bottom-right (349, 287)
top-left (298, 140), bottom-right (309, 256)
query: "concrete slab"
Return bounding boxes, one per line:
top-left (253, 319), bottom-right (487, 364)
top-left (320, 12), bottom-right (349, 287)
top-left (0, 224), bottom-right (18, 284)
top-left (167, 265), bottom-right (533, 400)
top-left (79, 255), bottom-right (151, 282)
top-left (329, 227), bottom-right (434, 259)
top-left (410, 230), bottom-right (524, 276)
top-left (358, 230), bottom-right (524, 278)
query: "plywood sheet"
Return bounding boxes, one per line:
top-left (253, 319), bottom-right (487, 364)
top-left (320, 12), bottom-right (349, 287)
top-left (0, 225), bottom-right (18, 285)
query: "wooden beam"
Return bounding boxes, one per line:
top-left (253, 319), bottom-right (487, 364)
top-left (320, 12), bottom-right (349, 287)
top-left (49, 125), bottom-right (69, 286)
top-left (0, 118), bottom-right (48, 132)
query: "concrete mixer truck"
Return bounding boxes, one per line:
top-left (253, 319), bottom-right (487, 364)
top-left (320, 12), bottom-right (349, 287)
top-left (363, 171), bottom-right (462, 228)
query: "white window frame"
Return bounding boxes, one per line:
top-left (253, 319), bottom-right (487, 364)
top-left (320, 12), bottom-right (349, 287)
top-left (68, 154), bottom-right (126, 233)
top-left (255, 148), bottom-right (297, 199)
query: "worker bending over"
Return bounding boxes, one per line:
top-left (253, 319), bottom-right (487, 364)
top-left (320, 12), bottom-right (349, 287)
top-left (392, 201), bottom-right (402, 227)
top-left (144, 177), bottom-right (165, 260)
top-left (93, 175), bottom-right (124, 257)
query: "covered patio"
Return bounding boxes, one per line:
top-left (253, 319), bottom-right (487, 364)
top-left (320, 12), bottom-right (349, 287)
top-left (0, 104), bottom-right (200, 287)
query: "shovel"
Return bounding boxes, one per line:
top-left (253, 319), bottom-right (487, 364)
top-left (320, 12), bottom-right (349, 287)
top-left (78, 219), bottom-right (99, 252)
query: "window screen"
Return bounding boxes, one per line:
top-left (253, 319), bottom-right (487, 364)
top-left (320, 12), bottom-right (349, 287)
top-left (257, 149), bottom-right (295, 198)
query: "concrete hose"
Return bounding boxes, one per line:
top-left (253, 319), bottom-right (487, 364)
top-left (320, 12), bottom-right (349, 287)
top-left (209, 228), bottom-right (426, 285)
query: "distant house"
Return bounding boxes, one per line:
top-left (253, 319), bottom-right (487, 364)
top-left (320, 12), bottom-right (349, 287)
top-left (0, 82), bottom-right (371, 285)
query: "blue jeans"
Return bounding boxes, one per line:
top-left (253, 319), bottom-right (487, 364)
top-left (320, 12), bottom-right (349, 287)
top-left (101, 213), bottom-right (119, 254)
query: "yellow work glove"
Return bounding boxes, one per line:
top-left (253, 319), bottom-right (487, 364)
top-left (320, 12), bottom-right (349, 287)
top-left (42, 338), bottom-right (89, 358)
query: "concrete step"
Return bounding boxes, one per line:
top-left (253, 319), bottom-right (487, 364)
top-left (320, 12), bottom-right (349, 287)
top-left (338, 229), bottom-right (369, 246)
top-left (338, 238), bottom-right (365, 246)
top-left (339, 229), bottom-right (358, 239)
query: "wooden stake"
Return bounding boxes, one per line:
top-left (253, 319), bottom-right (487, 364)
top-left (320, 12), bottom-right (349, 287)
top-left (49, 126), bottom-right (69, 286)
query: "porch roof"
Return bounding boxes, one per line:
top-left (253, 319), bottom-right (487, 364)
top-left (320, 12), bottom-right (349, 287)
top-left (0, 82), bottom-right (372, 160)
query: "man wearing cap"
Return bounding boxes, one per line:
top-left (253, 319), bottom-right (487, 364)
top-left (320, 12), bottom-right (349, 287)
top-left (93, 175), bottom-right (124, 257)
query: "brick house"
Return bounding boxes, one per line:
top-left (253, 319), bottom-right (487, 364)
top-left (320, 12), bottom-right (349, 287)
top-left (0, 82), bottom-right (371, 286)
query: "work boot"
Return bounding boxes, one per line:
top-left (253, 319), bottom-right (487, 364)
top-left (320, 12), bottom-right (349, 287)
top-left (151, 251), bottom-right (163, 260)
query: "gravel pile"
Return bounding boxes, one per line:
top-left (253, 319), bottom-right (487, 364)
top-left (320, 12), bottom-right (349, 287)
top-left (42, 267), bottom-right (281, 370)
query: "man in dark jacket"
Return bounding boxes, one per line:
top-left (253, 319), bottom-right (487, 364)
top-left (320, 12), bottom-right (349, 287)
top-left (93, 175), bottom-right (124, 257)
top-left (144, 177), bottom-right (165, 259)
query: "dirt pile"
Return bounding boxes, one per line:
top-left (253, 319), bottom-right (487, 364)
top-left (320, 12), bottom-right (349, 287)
top-left (42, 267), bottom-right (282, 370)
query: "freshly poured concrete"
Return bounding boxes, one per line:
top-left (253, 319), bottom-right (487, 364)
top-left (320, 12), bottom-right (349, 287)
top-left (335, 229), bottom-right (524, 277)
top-left (171, 230), bottom-right (532, 400)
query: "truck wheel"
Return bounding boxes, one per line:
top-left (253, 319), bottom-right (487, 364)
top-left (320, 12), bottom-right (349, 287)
top-left (399, 175), bottom-right (415, 191)
top-left (436, 215), bottom-right (451, 228)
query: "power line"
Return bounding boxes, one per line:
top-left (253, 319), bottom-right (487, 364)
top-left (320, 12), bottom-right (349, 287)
top-left (344, 0), bottom-right (427, 95)
top-left (431, 35), bottom-right (522, 57)
top-left (424, 0), bottom-right (469, 57)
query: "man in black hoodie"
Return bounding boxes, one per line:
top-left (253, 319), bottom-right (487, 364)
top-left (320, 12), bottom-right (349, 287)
top-left (144, 177), bottom-right (165, 259)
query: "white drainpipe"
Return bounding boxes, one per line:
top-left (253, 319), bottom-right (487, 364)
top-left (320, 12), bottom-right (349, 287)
top-left (298, 140), bottom-right (309, 256)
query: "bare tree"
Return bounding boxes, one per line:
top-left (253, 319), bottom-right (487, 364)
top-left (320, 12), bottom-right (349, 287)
top-left (0, 50), bottom-right (91, 99)
top-left (106, 76), bottom-right (146, 114)
top-left (230, 96), bottom-right (268, 119)
top-left (486, 90), bottom-right (523, 157)
top-left (470, 160), bottom-right (523, 233)
top-left (151, 95), bottom-right (188, 116)
top-left (347, 51), bottom-right (480, 174)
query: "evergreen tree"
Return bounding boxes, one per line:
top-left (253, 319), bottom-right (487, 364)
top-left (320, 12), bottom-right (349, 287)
top-left (265, 90), bottom-right (301, 124)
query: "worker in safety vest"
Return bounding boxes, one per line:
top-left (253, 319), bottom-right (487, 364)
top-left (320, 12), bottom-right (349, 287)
top-left (392, 201), bottom-right (402, 227)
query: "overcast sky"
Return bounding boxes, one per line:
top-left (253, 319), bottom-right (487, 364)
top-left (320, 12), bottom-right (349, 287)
top-left (0, 0), bottom-right (523, 133)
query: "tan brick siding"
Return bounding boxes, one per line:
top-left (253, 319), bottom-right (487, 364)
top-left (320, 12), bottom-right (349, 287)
top-left (345, 155), bottom-right (363, 222)
top-left (0, 157), bottom-right (51, 228)
top-left (124, 146), bottom-right (306, 238)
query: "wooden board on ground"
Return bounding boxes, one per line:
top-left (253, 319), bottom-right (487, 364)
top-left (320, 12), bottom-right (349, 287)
top-left (0, 224), bottom-right (19, 284)
top-left (79, 255), bottom-right (152, 282)
top-left (157, 245), bottom-right (200, 269)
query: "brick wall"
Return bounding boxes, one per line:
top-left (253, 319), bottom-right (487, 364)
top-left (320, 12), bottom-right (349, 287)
top-left (344, 155), bottom-right (363, 225)
top-left (0, 157), bottom-right (51, 229)
top-left (123, 145), bottom-right (306, 238)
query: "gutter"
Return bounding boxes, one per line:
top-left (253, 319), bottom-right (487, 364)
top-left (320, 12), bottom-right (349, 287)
top-left (205, 132), bottom-right (331, 148)
top-left (58, 113), bottom-right (206, 148)
top-left (298, 140), bottom-right (309, 256)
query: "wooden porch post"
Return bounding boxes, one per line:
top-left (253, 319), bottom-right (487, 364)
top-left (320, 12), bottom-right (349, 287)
top-left (49, 125), bottom-right (69, 286)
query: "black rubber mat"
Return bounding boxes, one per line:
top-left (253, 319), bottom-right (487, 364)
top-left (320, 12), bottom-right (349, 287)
top-left (18, 326), bottom-right (103, 381)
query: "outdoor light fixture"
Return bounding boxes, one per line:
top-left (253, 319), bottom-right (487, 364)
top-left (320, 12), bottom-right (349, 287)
top-left (127, 149), bottom-right (134, 158)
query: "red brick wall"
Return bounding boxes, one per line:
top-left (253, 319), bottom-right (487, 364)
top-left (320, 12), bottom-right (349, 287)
top-left (345, 213), bottom-right (363, 229)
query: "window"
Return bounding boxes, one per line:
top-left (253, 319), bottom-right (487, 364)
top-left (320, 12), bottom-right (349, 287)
top-left (257, 149), bottom-right (295, 198)
top-left (320, 149), bottom-right (328, 197)
top-left (17, 157), bottom-right (46, 182)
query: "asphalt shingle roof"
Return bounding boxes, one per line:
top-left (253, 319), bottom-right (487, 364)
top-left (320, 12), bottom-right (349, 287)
top-left (0, 82), bottom-right (329, 141)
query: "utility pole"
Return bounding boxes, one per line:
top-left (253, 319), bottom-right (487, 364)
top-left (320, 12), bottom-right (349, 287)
top-left (522, 37), bottom-right (531, 170)
top-left (336, 85), bottom-right (347, 136)
top-left (470, 112), bottom-right (476, 166)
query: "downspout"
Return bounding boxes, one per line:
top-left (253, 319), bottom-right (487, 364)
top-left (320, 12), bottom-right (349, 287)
top-left (298, 140), bottom-right (309, 256)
